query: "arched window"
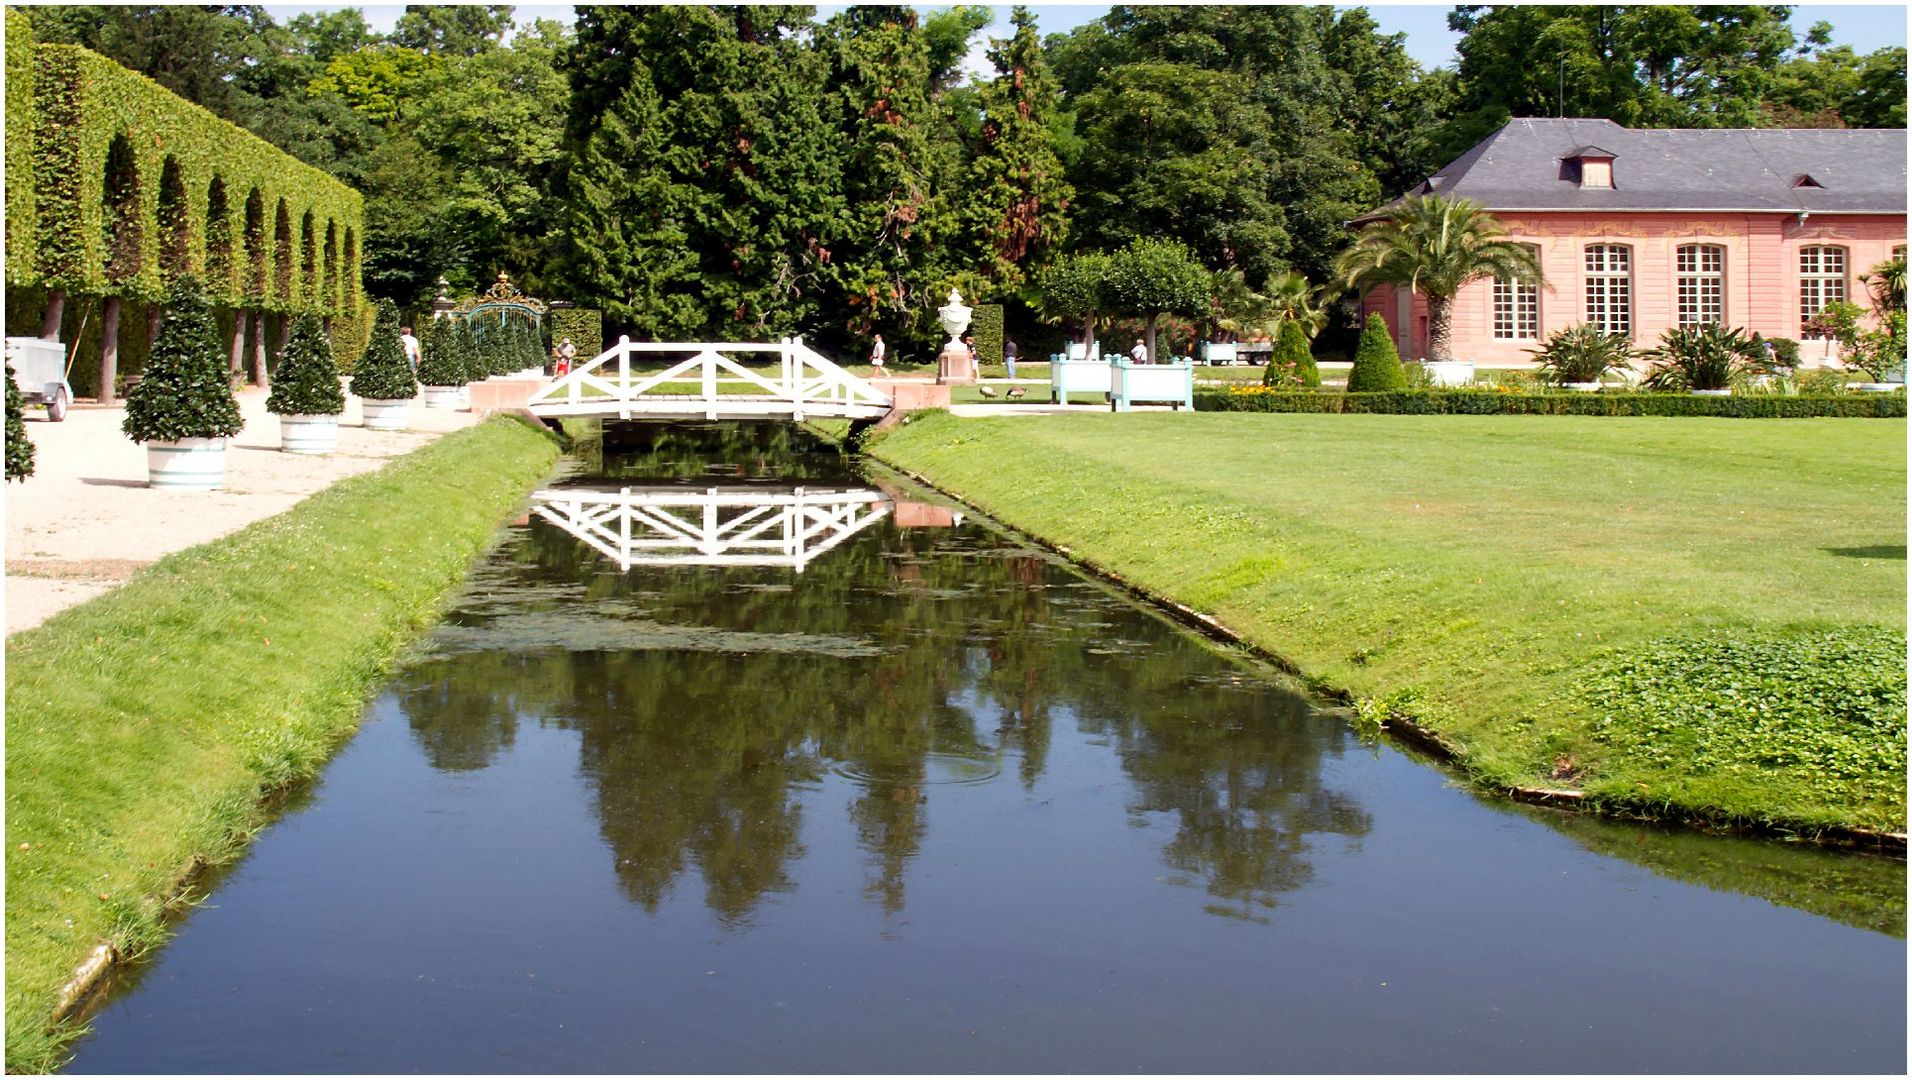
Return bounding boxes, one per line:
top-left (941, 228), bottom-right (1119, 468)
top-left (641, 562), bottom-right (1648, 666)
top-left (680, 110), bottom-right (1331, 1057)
top-left (1676, 244), bottom-right (1725, 327)
top-left (1492, 243), bottom-right (1540, 340)
top-left (205, 177), bottom-right (232, 290)
top-left (101, 133), bottom-right (144, 285)
top-left (156, 157), bottom-right (190, 281)
top-left (1583, 245), bottom-right (1631, 337)
top-left (1799, 246), bottom-right (1846, 339)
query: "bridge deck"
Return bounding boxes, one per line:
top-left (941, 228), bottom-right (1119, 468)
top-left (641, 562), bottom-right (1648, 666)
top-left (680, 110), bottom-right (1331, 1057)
top-left (524, 338), bottom-right (892, 422)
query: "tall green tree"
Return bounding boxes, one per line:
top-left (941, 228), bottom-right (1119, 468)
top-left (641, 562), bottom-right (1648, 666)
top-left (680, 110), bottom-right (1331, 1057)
top-left (392, 4), bottom-right (515, 58)
top-left (1332, 195), bottom-right (1542, 362)
top-left (1103, 238), bottom-right (1210, 362)
top-left (964, 6), bottom-right (1073, 296)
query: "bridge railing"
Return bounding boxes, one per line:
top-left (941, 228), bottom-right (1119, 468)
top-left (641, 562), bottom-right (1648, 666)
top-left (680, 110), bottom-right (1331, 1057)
top-left (524, 337), bottom-right (891, 421)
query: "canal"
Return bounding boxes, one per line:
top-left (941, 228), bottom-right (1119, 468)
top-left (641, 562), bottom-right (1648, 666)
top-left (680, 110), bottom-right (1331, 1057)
top-left (67, 424), bottom-right (1905, 1073)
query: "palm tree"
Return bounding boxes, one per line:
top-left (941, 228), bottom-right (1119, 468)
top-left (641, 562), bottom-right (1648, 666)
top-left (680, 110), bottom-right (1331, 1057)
top-left (1213, 270), bottom-right (1327, 343)
top-left (1333, 195), bottom-right (1543, 362)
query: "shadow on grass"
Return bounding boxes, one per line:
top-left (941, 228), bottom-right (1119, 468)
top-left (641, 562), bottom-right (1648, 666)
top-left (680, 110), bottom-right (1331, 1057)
top-left (1825, 545), bottom-right (1907, 559)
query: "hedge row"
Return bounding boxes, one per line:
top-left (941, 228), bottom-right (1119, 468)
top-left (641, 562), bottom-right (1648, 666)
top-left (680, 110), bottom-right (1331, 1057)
top-left (971, 303), bottom-right (1005, 367)
top-left (5, 11), bottom-right (36, 284)
top-left (1193, 389), bottom-right (1908, 418)
top-left (549, 308), bottom-right (602, 364)
top-left (12, 40), bottom-right (362, 314)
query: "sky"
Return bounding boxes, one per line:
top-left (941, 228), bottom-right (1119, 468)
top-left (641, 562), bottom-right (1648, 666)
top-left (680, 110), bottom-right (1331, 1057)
top-left (264, 2), bottom-right (1911, 78)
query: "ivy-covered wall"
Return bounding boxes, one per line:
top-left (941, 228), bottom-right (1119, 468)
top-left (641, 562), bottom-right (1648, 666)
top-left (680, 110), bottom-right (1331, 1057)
top-left (5, 10), bottom-right (37, 285)
top-left (20, 41), bottom-right (362, 313)
top-left (550, 308), bottom-right (602, 363)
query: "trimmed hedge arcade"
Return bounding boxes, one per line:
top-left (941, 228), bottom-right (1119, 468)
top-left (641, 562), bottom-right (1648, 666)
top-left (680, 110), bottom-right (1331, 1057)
top-left (11, 39), bottom-right (363, 313)
top-left (549, 308), bottom-right (602, 363)
top-left (1195, 389), bottom-right (1908, 418)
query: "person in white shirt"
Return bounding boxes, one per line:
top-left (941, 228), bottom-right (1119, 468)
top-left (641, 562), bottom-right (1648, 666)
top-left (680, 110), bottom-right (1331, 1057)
top-left (869, 333), bottom-right (886, 369)
top-left (399, 326), bottom-right (421, 370)
top-left (1130, 338), bottom-right (1148, 364)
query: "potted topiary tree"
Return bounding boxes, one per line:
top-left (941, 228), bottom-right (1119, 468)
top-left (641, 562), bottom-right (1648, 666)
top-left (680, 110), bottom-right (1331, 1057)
top-left (122, 276), bottom-right (245, 490)
top-left (266, 314), bottom-right (346, 453)
top-left (1345, 313), bottom-right (1408, 392)
top-left (454, 318), bottom-right (486, 387)
top-left (351, 299), bottom-right (418, 430)
top-left (6, 362), bottom-right (35, 482)
top-left (416, 318), bottom-right (465, 408)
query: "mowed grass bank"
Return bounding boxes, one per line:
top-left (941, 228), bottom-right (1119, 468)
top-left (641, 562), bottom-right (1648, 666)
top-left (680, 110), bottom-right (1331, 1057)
top-left (4, 416), bottom-right (561, 1072)
top-left (869, 411), bottom-right (1906, 834)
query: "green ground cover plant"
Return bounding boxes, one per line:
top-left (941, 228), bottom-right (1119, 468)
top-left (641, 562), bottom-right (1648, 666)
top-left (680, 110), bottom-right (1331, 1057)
top-left (867, 410), bottom-right (1906, 834)
top-left (3, 417), bottom-right (560, 1072)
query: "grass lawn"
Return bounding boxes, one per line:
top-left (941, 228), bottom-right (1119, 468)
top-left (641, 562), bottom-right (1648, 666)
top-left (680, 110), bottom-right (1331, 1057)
top-left (3, 417), bottom-right (561, 1072)
top-left (868, 411), bottom-right (1906, 834)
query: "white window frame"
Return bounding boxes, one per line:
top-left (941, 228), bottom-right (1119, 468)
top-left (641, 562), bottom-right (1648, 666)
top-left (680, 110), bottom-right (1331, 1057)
top-left (1583, 245), bottom-right (1632, 337)
top-left (1799, 246), bottom-right (1847, 339)
top-left (1676, 244), bottom-right (1725, 328)
top-left (1493, 244), bottom-right (1541, 340)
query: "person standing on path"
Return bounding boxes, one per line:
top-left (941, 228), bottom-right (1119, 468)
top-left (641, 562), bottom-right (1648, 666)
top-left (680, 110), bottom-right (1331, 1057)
top-left (400, 326), bottom-right (421, 371)
top-left (1004, 338), bottom-right (1019, 379)
top-left (869, 333), bottom-right (886, 370)
top-left (556, 336), bottom-right (577, 377)
top-left (1131, 338), bottom-right (1148, 364)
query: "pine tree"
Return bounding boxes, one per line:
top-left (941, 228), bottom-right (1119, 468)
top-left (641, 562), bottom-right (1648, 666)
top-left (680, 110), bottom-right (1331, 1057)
top-left (266, 314), bottom-right (347, 415)
top-left (350, 299), bottom-right (419, 401)
top-left (967, 6), bottom-right (1072, 295)
top-left (415, 317), bottom-right (465, 387)
top-left (123, 276), bottom-right (245, 443)
top-left (1345, 312), bottom-right (1408, 392)
top-left (6, 363), bottom-right (35, 481)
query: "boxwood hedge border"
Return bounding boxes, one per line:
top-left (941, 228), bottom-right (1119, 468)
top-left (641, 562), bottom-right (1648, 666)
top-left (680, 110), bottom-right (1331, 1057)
top-left (8, 38), bottom-right (362, 315)
top-left (1194, 389), bottom-right (1907, 419)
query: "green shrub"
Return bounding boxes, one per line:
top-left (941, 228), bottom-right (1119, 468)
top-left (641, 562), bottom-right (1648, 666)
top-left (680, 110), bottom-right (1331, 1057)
top-left (414, 317), bottom-right (464, 388)
top-left (1529, 323), bottom-right (1635, 384)
top-left (1578, 628), bottom-right (1906, 803)
top-left (1642, 324), bottom-right (1762, 392)
top-left (1264, 319), bottom-right (1314, 388)
top-left (549, 308), bottom-right (601, 363)
top-left (454, 318), bottom-right (486, 383)
top-left (264, 313), bottom-right (344, 416)
top-left (1797, 368), bottom-right (1849, 396)
top-left (329, 299), bottom-right (374, 373)
top-left (1768, 336), bottom-right (1802, 370)
top-left (121, 276), bottom-right (243, 443)
top-left (1344, 312), bottom-right (1406, 391)
top-left (5, 10), bottom-right (37, 286)
top-left (6, 362), bottom-right (34, 481)
top-left (1195, 388), bottom-right (1906, 418)
top-left (348, 299), bottom-right (416, 401)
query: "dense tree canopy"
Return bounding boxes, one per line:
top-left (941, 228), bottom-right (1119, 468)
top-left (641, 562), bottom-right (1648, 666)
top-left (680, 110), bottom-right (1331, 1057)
top-left (15, 3), bottom-right (1907, 359)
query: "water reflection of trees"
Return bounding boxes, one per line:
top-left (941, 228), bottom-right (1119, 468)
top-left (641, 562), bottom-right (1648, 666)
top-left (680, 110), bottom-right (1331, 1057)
top-left (393, 426), bottom-right (1368, 924)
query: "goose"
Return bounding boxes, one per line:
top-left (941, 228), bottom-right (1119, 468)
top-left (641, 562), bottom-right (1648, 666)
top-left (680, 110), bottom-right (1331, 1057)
top-left (977, 384), bottom-right (999, 398)
top-left (1006, 385), bottom-right (1026, 399)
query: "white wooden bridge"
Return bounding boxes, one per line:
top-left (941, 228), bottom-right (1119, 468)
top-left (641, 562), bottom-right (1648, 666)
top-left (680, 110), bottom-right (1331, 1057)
top-left (525, 338), bottom-right (892, 422)
top-left (530, 486), bottom-right (893, 571)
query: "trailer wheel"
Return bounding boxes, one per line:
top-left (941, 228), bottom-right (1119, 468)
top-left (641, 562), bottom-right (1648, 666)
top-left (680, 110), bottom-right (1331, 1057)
top-left (46, 385), bottom-right (69, 422)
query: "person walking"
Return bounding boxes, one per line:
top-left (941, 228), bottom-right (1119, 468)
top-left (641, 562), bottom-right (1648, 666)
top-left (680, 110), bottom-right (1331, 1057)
top-left (555, 336), bottom-right (577, 377)
top-left (400, 325), bottom-right (421, 371)
top-left (1004, 338), bottom-right (1019, 379)
top-left (869, 333), bottom-right (886, 370)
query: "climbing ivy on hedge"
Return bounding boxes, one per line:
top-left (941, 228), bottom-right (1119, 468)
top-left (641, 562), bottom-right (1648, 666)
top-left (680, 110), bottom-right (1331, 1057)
top-left (971, 303), bottom-right (1004, 367)
top-left (549, 308), bottom-right (601, 364)
top-left (5, 10), bottom-right (36, 285)
top-left (24, 42), bottom-right (362, 310)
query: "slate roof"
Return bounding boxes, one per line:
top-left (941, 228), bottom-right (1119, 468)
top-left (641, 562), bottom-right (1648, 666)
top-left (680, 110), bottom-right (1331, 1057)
top-left (1374, 117), bottom-right (1906, 217)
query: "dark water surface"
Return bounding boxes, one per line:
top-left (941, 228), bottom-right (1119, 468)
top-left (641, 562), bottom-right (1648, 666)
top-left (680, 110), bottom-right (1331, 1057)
top-left (68, 426), bottom-right (1905, 1073)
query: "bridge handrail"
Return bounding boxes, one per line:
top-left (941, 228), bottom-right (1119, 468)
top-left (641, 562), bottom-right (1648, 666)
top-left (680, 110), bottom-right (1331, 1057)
top-left (524, 336), bottom-right (891, 420)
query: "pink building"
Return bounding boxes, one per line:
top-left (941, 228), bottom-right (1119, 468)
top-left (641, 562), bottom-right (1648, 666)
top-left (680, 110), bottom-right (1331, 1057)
top-left (1358, 119), bottom-right (1907, 369)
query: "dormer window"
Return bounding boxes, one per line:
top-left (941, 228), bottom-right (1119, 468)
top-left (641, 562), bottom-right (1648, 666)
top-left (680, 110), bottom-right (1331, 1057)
top-left (1563, 145), bottom-right (1617, 189)
top-left (1792, 174), bottom-right (1823, 189)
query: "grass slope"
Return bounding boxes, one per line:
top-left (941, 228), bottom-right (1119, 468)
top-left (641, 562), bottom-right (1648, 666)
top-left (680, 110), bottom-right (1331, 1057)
top-left (4, 417), bottom-right (561, 1072)
top-left (869, 411), bottom-right (1906, 832)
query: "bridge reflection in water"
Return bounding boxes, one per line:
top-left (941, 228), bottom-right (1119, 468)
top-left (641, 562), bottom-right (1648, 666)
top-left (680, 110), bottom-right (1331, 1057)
top-left (530, 485), bottom-right (961, 571)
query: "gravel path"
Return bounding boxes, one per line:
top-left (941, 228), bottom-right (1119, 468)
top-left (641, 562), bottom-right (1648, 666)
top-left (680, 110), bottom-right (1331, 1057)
top-left (4, 389), bottom-right (483, 635)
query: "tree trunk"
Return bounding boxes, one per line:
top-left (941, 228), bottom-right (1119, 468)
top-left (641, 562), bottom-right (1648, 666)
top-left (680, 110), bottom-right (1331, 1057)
top-left (230, 310), bottom-right (247, 378)
top-left (1426, 294), bottom-right (1454, 362)
top-left (275, 312), bottom-right (291, 358)
top-left (98, 297), bottom-right (122, 406)
top-left (40, 290), bottom-right (65, 341)
top-left (251, 311), bottom-right (269, 387)
top-left (1081, 314), bottom-right (1095, 350)
top-left (146, 302), bottom-right (162, 351)
top-left (1144, 313), bottom-right (1159, 363)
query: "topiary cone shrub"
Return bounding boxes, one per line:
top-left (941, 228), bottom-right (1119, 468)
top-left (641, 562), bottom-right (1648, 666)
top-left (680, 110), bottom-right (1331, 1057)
top-left (265, 314), bottom-right (346, 416)
top-left (415, 318), bottom-right (465, 388)
top-left (1264, 320), bottom-right (1317, 388)
top-left (350, 299), bottom-right (418, 402)
top-left (454, 319), bottom-right (486, 384)
top-left (1345, 313), bottom-right (1408, 392)
top-left (6, 362), bottom-right (34, 481)
top-left (122, 276), bottom-right (245, 444)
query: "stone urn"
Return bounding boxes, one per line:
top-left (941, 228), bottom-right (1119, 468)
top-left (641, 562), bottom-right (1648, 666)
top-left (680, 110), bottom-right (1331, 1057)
top-left (935, 288), bottom-right (977, 386)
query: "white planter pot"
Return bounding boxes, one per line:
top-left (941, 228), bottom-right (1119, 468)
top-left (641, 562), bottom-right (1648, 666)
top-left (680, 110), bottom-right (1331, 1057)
top-left (360, 398), bottom-right (410, 431)
top-left (1423, 360), bottom-right (1475, 387)
top-left (1854, 383), bottom-right (1905, 393)
top-left (278, 413), bottom-right (340, 455)
top-left (421, 385), bottom-right (463, 409)
top-left (1562, 381), bottom-right (1602, 392)
top-left (1690, 388), bottom-right (1733, 397)
top-left (146, 436), bottom-right (226, 491)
